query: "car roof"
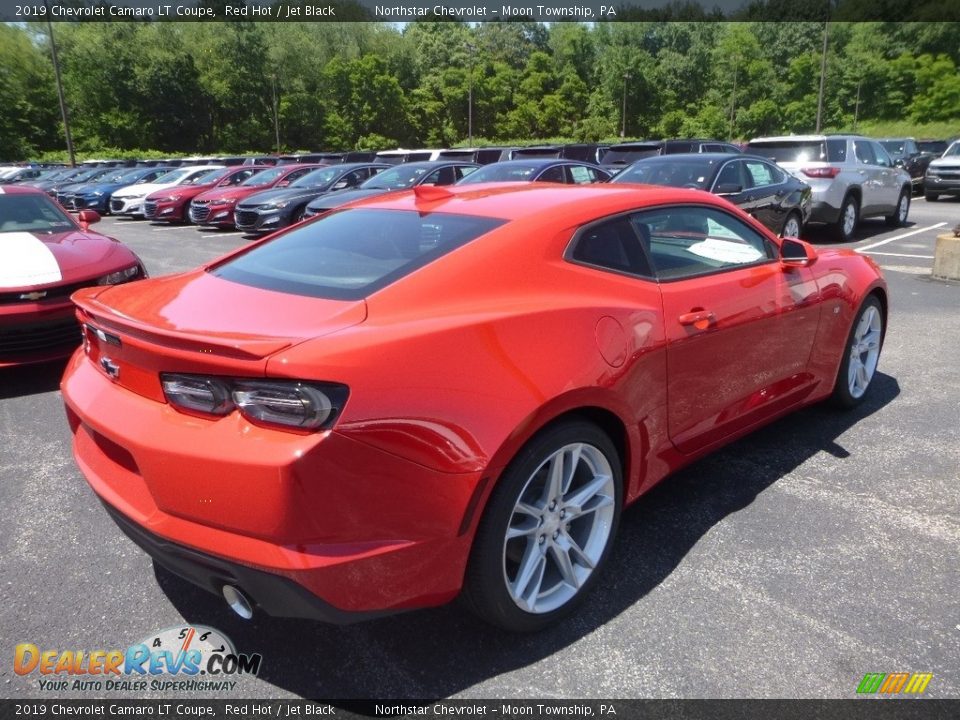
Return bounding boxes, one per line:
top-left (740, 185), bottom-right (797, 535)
top-left (477, 158), bottom-right (597, 169)
top-left (339, 182), bottom-right (727, 225)
top-left (0, 184), bottom-right (47, 195)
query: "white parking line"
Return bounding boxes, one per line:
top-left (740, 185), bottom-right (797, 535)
top-left (862, 251), bottom-right (935, 259)
top-left (856, 223), bottom-right (946, 252)
top-left (152, 225), bottom-right (197, 231)
top-left (201, 232), bottom-right (242, 238)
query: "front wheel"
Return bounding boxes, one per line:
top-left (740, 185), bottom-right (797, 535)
top-left (831, 295), bottom-right (884, 408)
top-left (925, 192), bottom-right (939, 202)
top-left (463, 420), bottom-right (622, 632)
top-left (885, 190), bottom-right (910, 226)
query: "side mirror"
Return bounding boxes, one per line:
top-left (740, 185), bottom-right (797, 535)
top-left (780, 237), bottom-right (817, 268)
top-left (78, 209), bottom-right (100, 230)
top-left (715, 183), bottom-right (742, 195)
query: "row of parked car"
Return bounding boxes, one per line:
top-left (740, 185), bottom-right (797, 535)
top-left (8, 133), bottom-right (958, 242)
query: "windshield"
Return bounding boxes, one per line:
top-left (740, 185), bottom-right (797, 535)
top-left (602, 145), bottom-right (662, 165)
top-left (611, 159), bottom-right (716, 188)
top-left (0, 194), bottom-right (75, 234)
top-left (361, 165), bottom-right (430, 190)
top-left (746, 140), bottom-right (829, 163)
top-left (192, 168), bottom-right (232, 185)
top-left (241, 167), bottom-right (289, 187)
top-left (942, 142), bottom-right (960, 158)
top-left (291, 167), bottom-right (341, 188)
top-left (879, 141), bottom-right (905, 157)
top-left (211, 208), bottom-right (505, 300)
top-left (457, 164), bottom-right (541, 184)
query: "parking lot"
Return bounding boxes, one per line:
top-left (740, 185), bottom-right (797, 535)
top-left (1, 197), bottom-right (958, 700)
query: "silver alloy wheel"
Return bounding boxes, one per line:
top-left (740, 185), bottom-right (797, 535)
top-left (782, 214), bottom-right (801, 238)
top-left (847, 304), bottom-right (882, 399)
top-left (842, 201), bottom-right (857, 237)
top-left (502, 442), bottom-right (616, 614)
top-left (897, 193), bottom-right (909, 223)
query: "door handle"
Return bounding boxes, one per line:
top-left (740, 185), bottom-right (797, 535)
top-left (678, 310), bottom-right (716, 327)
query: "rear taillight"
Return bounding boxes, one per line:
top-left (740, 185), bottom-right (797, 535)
top-left (160, 373), bottom-right (348, 431)
top-left (801, 167), bottom-right (841, 179)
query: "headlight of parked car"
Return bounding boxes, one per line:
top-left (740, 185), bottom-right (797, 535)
top-left (97, 265), bottom-right (142, 286)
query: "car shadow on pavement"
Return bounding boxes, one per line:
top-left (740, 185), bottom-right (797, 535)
top-left (0, 358), bottom-right (69, 400)
top-left (802, 220), bottom-right (914, 245)
top-left (157, 372), bottom-right (900, 701)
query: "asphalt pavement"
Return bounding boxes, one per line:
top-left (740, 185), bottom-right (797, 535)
top-left (1, 197), bottom-right (958, 700)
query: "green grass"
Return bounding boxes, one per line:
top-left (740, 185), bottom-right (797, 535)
top-left (827, 119), bottom-right (960, 139)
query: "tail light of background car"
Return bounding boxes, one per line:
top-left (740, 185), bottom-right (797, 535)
top-left (801, 167), bottom-right (841, 179)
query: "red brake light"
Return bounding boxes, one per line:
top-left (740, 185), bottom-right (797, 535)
top-left (801, 167), bottom-right (841, 179)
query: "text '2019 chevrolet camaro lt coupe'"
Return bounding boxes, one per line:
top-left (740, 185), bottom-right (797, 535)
top-left (61, 183), bottom-right (887, 631)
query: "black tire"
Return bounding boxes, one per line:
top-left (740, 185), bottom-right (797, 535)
top-left (294, 206), bottom-right (307, 223)
top-left (885, 189), bottom-right (910, 227)
top-left (925, 192), bottom-right (939, 202)
top-left (463, 419), bottom-right (623, 632)
top-left (831, 295), bottom-right (884, 409)
top-left (831, 194), bottom-right (859, 242)
top-left (780, 211), bottom-right (803, 238)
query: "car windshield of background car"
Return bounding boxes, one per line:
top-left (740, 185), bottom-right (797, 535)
top-left (0, 195), bottom-right (75, 234)
top-left (363, 166), bottom-right (429, 190)
top-left (241, 167), bottom-right (287, 187)
top-left (614, 160), bottom-right (713, 189)
top-left (291, 167), bottom-right (341, 188)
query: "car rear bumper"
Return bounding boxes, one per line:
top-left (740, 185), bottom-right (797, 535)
top-left (806, 200), bottom-right (842, 225)
top-left (61, 351), bottom-right (481, 618)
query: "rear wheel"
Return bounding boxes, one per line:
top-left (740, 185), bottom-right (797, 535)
top-left (831, 295), bottom-right (884, 408)
top-left (463, 420), bottom-right (622, 632)
top-left (832, 195), bottom-right (859, 242)
top-left (885, 189), bottom-right (910, 226)
top-left (780, 211), bottom-right (802, 238)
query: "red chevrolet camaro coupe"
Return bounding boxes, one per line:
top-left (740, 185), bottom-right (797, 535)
top-left (61, 183), bottom-right (887, 631)
top-left (1, 185), bottom-right (145, 368)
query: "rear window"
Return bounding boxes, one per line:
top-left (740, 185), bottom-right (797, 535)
top-left (746, 141), bottom-right (829, 163)
top-left (210, 209), bottom-right (506, 300)
top-left (602, 145), bottom-right (662, 165)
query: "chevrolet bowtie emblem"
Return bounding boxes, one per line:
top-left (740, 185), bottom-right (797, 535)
top-left (19, 291), bottom-right (47, 301)
top-left (99, 356), bottom-right (120, 380)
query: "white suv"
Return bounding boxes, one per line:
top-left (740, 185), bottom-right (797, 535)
top-left (746, 135), bottom-right (912, 241)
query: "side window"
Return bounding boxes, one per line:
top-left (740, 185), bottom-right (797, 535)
top-left (569, 216), bottom-right (652, 278)
top-left (871, 142), bottom-right (892, 168)
top-left (568, 165), bottom-right (596, 184)
top-left (744, 160), bottom-right (782, 188)
top-left (422, 167), bottom-right (456, 186)
top-left (714, 160), bottom-right (744, 191)
top-left (455, 165), bottom-right (478, 180)
top-left (854, 140), bottom-right (876, 165)
top-left (538, 166), bottom-right (567, 183)
top-left (826, 138), bottom-right (848, 162)
top-left (637, 206), bottom-right (775, 280)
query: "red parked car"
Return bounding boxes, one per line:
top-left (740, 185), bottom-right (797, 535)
top-left (144, 166), bottom-right (268, 224)
top-left (0, 186), bottom-right (144, 367)
top-left (61, 184), bottom-right (887, 631)
top-left (188, 164), bottom-right (327, 229)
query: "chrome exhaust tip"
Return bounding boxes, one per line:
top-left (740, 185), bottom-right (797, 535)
top-left (222, 584), bottom-right (254, 620)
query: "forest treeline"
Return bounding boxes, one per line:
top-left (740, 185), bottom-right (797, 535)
top-left (2, 20), bottom-right (958, 160)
